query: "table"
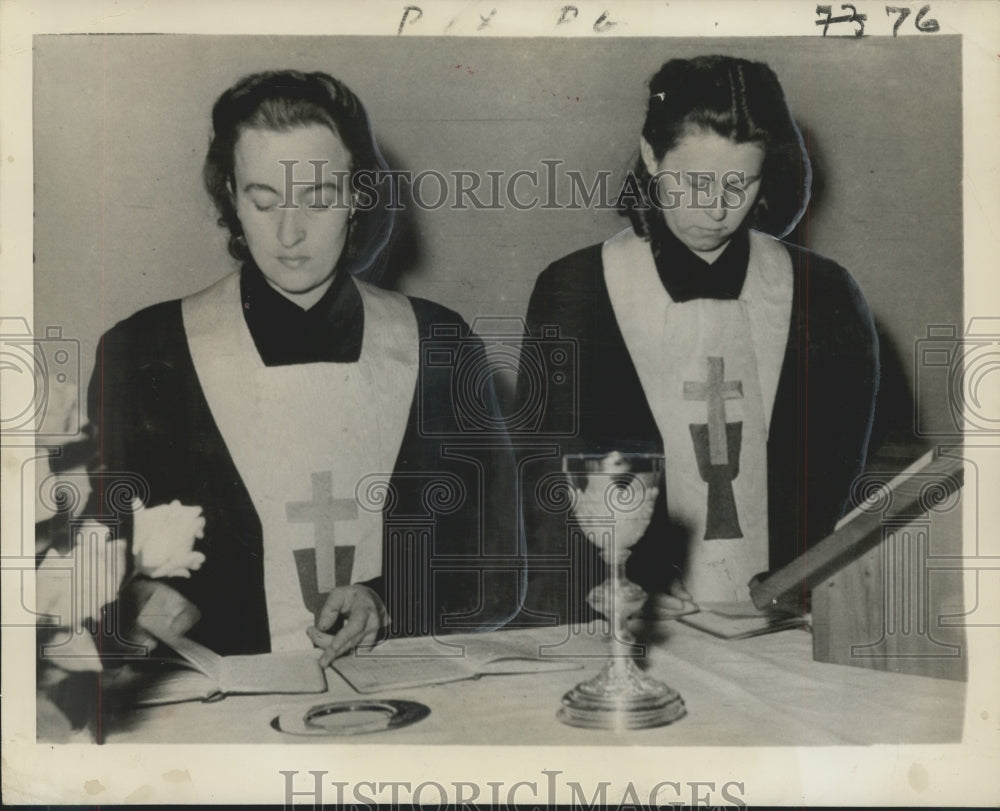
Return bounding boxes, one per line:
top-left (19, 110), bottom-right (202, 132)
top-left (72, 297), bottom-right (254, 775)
top-left (104, 621), bottom-right (965, 745)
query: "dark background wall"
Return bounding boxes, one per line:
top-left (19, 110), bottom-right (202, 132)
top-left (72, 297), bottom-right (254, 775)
top-left (34, 35), bottom-right (962, 456)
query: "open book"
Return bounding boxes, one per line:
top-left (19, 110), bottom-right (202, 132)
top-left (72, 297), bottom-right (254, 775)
top-left (130, 635), bottom-right (328, 706)
top-left (332, 631), bottom-right (583, 694)
top-left (678, 601), bottom-right (807, 640)
top-left (129, 583), bottom-right (326, 705)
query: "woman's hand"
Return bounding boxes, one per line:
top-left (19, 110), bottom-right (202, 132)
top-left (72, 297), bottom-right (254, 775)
top-left (642, 581), bottom-right (699, 620)
top-left (306, 584), bottom-right (389, 666)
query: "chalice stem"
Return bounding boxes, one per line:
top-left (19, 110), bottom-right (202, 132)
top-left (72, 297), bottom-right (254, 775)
top-left (613, 562), bottom-right (629, 644)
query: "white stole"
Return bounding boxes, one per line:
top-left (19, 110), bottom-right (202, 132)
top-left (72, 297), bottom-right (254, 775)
top-left (603, 228), bottom-right (793, 602)
top-left (182, 272), bottom-right (418, 650)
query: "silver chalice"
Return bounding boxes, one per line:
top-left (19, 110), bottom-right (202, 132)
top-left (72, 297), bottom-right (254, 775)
top-left (557, 450), bottom-right (686, 730)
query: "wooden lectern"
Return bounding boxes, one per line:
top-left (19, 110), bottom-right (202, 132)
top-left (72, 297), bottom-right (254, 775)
top-left (751, 451), bottom-right (967, 681)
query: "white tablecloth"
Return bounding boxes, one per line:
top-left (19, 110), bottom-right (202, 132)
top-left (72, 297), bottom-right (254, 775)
top-left (104, 621), bottom-right (965, 745)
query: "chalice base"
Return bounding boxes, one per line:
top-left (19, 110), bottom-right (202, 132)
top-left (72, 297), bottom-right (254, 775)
top-left (557, 659), bottom-right (686, 730)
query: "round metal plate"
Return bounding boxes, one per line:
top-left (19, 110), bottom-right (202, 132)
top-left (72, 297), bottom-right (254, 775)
top-left (271, 699), bottom-right (430, 736)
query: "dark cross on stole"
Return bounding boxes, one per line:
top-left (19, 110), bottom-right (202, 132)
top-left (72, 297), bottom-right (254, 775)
top-left (683, 356), bottom-right (744, 539)
top-left (286, 471), bottom-right (359, 615)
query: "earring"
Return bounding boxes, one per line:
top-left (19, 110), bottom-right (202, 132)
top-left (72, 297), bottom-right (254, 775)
top-left (235, 234), bottom-right (247, 246)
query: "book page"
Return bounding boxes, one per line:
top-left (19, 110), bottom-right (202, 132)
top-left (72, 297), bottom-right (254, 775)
top-left (131, 668), bottom-right (220, 707)
top-left (332, 631), bottom-right (582, 693)
top-left (164, 634), bottom-right (223, 683)
top-left (218, 651), bottom-right (327, 696)
top-left (332, 653), bottom-right (475, 694)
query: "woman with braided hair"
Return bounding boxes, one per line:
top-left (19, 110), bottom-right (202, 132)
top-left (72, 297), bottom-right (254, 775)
top-left (519, 56), bottom-right (879, 623)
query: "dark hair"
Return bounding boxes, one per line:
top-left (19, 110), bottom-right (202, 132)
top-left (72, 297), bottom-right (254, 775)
top-left (620, 55), bottom-right (811, 240)
top-left (203, 70), bottom-right (392, 277)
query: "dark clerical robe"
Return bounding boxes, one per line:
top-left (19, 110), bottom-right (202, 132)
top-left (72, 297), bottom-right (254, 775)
top-left (88, 263), bottom-right (522, 655)
top-left (518, 224), bottom-right (879, 623)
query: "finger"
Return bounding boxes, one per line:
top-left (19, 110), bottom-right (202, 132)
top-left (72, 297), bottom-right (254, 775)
top-left (128, 627), bottom-right (158, 652)
top-left (356, 615), bottom-right (381, 651)
top-left (644, 601), bottom-right (692, 619)
top-left (306, 625), bottom-right (335, 649)
top-left (316, 588), bottom-right (350, 631)
top-left (365, 605), bottom-right (384, 634)
top-left (644, 595), bottom-right (688, 619)
top-left (321, 608), bottom-right (370, 665)
top-left (660, 600), bottom-right (698, 617)
top-left (352, 584), bottom-right (389, 627)
top-left (656, 594), bottom-right (687, 610)
top-left (670, 580), bottom-right (694, 602)
top-left (320, 631), bottom-right (360, 666)
top-left (337, 605), bottom-right (369, 644)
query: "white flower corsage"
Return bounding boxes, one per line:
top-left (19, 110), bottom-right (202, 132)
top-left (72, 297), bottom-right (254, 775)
top-left (131, 498), bottom-right (206, 579)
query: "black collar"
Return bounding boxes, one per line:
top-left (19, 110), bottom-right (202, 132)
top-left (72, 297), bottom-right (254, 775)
top-left (240, 261), bottom-right (364, 365)
top-left (648, 215), bottom-right (749, 302)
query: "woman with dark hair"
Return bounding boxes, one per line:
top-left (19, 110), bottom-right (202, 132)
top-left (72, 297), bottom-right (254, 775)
top-left (202, 70), bottom-right (393, 284)
top-left (518, 56), bottom-right (878, 622)
top-left (89, 70), bottom-right (520, 662)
